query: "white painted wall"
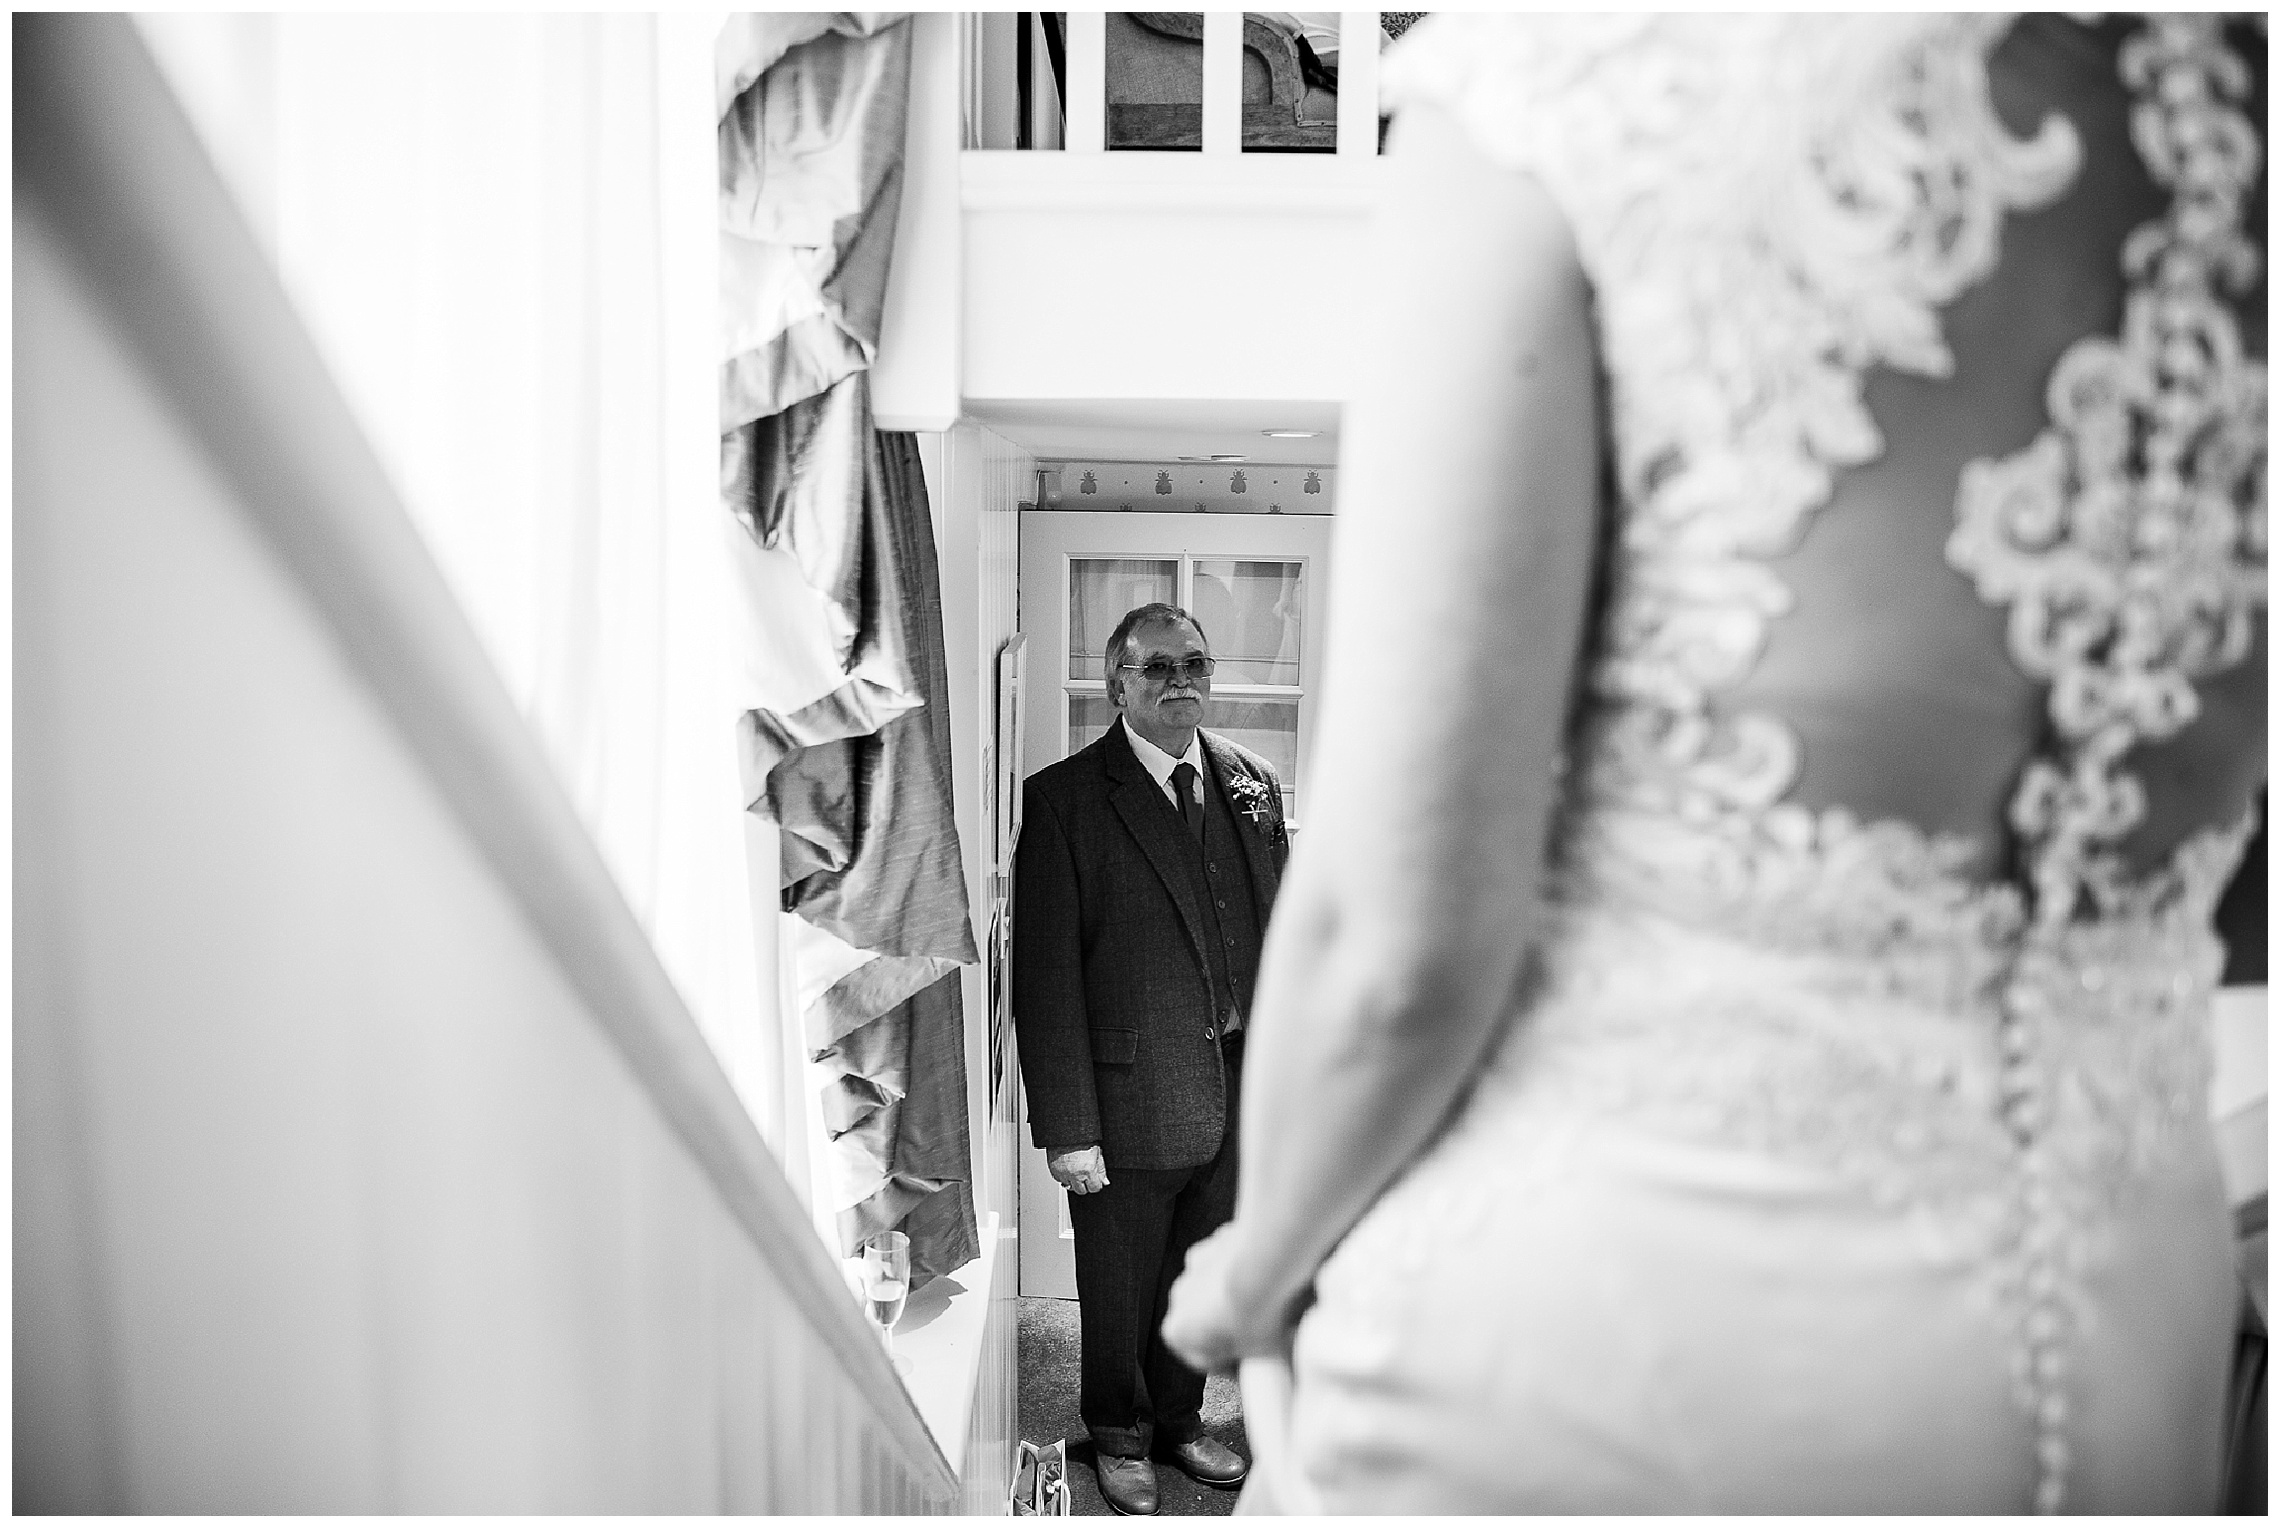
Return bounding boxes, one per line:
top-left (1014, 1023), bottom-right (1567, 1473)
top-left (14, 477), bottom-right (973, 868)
top-left (960, 155), bottom-right (1378, 408)
top-left (875, 13), bottom-right (963, 433)
top-left (15, 147), bottom-right (952, 1518)
top-left (920, 419), bottom-right (1034, 1511)
top-left (884, 25), bottom-right (1384, 437)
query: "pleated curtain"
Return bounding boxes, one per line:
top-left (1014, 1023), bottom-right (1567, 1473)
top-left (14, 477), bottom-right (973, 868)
top-left (718, 13), bottom-right (980, 1283)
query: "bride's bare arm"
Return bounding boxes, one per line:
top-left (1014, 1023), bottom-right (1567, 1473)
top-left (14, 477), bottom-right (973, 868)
top-left (1167, 103), bottom-right (1600, 1363)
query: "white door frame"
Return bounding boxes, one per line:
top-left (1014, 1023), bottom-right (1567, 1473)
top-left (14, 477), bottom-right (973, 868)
top-left (1013, 509), bottom-right (1335, 1297)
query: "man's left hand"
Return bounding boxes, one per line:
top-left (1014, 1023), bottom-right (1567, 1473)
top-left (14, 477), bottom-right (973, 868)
top-left (1162, 1222), bottom-right (1296, 1373)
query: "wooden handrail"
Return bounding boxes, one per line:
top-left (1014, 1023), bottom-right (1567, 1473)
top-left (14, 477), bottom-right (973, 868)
top-left (13, 14), bottom-right (956, 1501)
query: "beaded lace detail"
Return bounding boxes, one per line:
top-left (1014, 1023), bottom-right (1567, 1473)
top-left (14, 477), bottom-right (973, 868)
top-left (1949, 14), bottom-right (2267, 936)
top-left (1384, 14), bottom-right (2265, 1513)
top-left (1390, 14), bottom-right (2082, 840)
top-left (1943, 21), bottom-right (2267, 1504)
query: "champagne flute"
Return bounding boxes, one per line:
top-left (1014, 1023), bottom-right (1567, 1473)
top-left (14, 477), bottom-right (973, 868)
top-left (861, 1231), bottom-right (911, 1365)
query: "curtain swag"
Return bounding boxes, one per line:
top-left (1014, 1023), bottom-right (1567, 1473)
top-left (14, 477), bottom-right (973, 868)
top-left (718, 14), bottom-right (979, 1283)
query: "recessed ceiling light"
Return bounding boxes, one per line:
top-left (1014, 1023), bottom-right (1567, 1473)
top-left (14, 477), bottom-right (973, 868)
top-left (1260, 429), bottom-right (1319, 439)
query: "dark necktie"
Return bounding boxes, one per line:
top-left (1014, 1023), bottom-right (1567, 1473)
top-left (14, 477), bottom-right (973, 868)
top-left (1171, 762), bottom-right (1202, 843)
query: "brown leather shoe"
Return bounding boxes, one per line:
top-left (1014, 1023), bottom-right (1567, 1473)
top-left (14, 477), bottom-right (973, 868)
top-left (1154, 1434), bottom-right (1249, 1487)
top-left (1095, 1453), bottom-right (1159, 1515)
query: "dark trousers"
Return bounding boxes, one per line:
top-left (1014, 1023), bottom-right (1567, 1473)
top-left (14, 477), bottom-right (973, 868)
top-left (1064, 1037), bottom-right (1243, 1458)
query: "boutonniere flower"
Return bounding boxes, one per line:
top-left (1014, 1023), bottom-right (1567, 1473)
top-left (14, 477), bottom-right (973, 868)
top-left (1223, 773), bottom-right (1279, 832)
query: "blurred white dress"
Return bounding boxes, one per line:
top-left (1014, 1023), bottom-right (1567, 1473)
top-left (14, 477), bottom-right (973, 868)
top-left (1259, 14), bottom-right (2266, 1514)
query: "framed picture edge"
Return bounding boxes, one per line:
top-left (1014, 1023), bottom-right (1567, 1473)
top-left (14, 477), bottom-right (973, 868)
top-left (995, 632), bottom-right (1027, 873)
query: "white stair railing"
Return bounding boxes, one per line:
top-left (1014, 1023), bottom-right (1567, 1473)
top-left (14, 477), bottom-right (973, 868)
top-left (1051, 11), bottom-right (1381, 157)
top-left (1063, 11), bottom-right (1105, 151)
top-left (1336, 11), bottom-right (1382, 158)
top-left (1201, 12), bottom-right (1240, 156)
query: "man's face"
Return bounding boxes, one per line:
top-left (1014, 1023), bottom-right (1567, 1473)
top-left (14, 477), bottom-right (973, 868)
top-left (1110, 617), bottom-right (1212, 743)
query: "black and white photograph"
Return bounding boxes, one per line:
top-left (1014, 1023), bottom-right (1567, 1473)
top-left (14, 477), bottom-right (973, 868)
top-left (14, 9), bottom-right (2268, 1516)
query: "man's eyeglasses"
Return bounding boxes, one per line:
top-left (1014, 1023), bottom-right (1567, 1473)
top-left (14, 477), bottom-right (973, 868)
top-left (1116, 656), bottom-right (1217, 685)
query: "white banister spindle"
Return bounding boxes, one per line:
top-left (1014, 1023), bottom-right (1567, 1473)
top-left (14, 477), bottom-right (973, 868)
top-left (1337, 12), bottom-right (1380, 157)
top-left (1064, 10), bottom-right (1106, 152)
top-left (1201, 12), bottom-right (1240, 156)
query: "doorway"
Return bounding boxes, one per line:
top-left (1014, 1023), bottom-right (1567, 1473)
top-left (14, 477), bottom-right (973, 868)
top-left (1013, 508), bottom-right (1335, 1296)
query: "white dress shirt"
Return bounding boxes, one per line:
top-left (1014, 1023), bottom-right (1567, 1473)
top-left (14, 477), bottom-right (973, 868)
top-left (1119, 718), bottom-right (1205, 812)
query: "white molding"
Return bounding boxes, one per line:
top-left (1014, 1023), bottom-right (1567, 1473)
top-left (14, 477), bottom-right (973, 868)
top-left (895, 1211), bottom-right (1003, 1468)
top-left (961, 148), bottom-right (1383, 213)
top-left (1040, 460), bottom-right (1338, 517)
top-left (15, 14), bottom-right (955, 1500)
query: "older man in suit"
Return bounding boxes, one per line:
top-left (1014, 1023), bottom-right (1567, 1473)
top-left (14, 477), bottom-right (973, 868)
top-left (1013, 601), bottom-right (1288, 1515)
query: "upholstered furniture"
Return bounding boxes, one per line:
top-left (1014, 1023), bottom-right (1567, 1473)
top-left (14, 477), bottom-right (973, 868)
top-left (1105, 12), bottom-right (1338, 151)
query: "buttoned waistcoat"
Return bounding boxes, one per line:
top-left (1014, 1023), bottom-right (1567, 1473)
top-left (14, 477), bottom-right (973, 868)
top-left (1011, 721), bottom-right (1289, 1171)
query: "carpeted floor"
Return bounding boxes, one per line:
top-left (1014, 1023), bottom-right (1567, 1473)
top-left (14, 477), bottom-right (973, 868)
top-left (1017, 1297), bottom-right (1249, 1517)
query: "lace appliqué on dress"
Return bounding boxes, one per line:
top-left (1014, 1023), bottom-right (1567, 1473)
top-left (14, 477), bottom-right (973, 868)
top-left (1949, 15), bottom-right (2267, 935)
top-left (1942, 19), bottom-right (2266, 1506)
top-left (1388, 15), bottom-right (2081, 852)
top-left (1385, 13), bottom-right (2265, 1513)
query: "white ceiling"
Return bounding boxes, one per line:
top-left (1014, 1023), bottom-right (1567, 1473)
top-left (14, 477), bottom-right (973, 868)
top-left (961, 397), bottom-right (1343, 466)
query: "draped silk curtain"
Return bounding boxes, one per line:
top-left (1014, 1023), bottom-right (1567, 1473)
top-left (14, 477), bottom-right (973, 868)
top-left (718, 14), bottom-right (980, 1282)
top-left (133, 15), bottom-right (819, 1185)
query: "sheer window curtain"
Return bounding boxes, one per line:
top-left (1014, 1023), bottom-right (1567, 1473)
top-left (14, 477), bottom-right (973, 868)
top-left (134, 14), bottom-right (822, 1208)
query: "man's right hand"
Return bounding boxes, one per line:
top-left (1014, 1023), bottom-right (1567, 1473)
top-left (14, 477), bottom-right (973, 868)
top-left (1047, 1145), bottom-right (1110, 1195)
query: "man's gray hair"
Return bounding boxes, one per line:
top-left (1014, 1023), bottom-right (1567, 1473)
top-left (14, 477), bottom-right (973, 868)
top-left (1105, 602), bottom-right (1209, 676)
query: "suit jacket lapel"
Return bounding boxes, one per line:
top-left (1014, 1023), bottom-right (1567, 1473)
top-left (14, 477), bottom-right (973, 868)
top-left (1201, 731), bottom-right (1281, 921)
top-left (1103, 722), bottom-right (1212, 977)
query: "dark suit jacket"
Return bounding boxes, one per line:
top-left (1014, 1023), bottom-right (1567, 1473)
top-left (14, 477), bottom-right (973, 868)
top-left (1012, 720), bottom-right (1288, 1171)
